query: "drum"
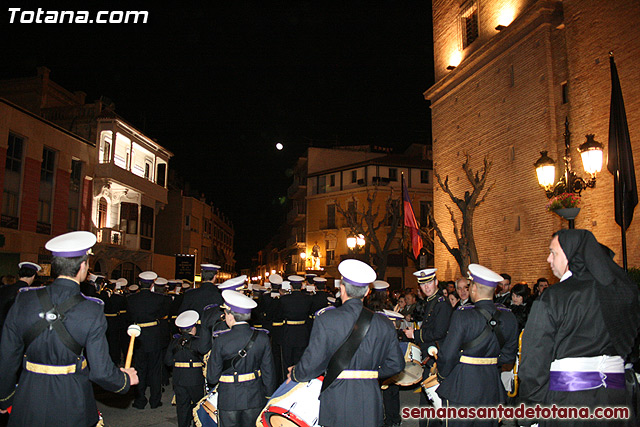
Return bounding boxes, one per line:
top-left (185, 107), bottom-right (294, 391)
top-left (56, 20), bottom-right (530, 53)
top-left (258, 378), bottom-right (322, 427)
top-left (193, 391), bottom-right (219, 427)
top-left (385, 342), bottom-right (423, 386)
top-left (423, 378), bottom-right (442, 409)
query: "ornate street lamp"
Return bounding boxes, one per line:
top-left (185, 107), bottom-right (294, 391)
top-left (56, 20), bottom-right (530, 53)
top-left (346, 236), bottom-right (357, 250)
top-left (534, 118), bottom-right (604, 227)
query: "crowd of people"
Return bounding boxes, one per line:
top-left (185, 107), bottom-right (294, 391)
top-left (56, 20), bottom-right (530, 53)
top-left (0, 229), bottom-right (638, 427)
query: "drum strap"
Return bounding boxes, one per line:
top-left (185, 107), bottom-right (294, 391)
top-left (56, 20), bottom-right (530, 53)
top-left (23, 288), bottom-right (85, 355)
top-left (460, 307), bottom-right (505, 352)
top-left (222, 329), bottom-right (259, 372)
top-left (322, 306), bottom-right (373, 393)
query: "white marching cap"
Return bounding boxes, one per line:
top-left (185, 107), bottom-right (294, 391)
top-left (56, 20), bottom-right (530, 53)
top-left (155, 277), bottom-right (168, 286)
top-left (18, 262), bottom-right (42, 272)
top-left (467, 264), bottom-right (503, 288)
top-left (338, 259), bottom-right (376, 287)
top-left (382, 309), bottom-right (404, 320)
top-left (269, 274), bottom-right (283, 285)
top-left (222, 290), bottom-right (257, 313)
top-left (139, 271), bottom-right (158, 283)
top-left (201, 264), bottom-right (221, 272)
top-left (372, 280), bottom-right (390, 290)
top-left (287, 275), bottom-right (304, 284)
top-left (313, 277), bottom-right (327, 284)
top-left (413, 268), bottom-right (437, 283)
top-left (218, 275), bottom-right (247, 290)
top-left (116, 278), bottom-right (128, 289)
top-left (45, 231), bottom-right (96, 258)
top-left (175, 310), bottom-right (199, 329)
top-left (128, 284), bottom-right (139, 292)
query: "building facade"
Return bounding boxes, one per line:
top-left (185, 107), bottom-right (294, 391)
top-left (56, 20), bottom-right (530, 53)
top-left (0, 98), bottom-right (95, 276)
top-left (425, 0), bottom-right (640, 281)
top-left (155, 187), bottom-right (236, 281)
top-left (260, 144), bottom-right (433, 289)
top-left (0, 68), bottom-right (174, 284)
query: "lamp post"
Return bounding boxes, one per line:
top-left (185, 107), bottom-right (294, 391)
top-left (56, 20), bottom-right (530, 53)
top-left (346, 234), bottom-right (365, 259)
top-left (299, 251), bottom-right (307, 272)
top-left (534, 118), bottom-right (604, 228)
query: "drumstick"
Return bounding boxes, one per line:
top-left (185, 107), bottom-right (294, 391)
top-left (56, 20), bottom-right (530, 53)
top-left (427, 346), bottom-right (438, 359)
top-left (125, 325), bottom-right (141, 368)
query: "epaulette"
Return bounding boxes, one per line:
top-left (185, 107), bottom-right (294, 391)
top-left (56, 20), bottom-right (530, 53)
top-left (438, 296), bottom-right (446, 303)
top-left (212, 328), bottom-right (231, 338)
top-left (83, 295), bottom-right (105, 305)
top-left (251, 327), bottom-right (270, 335)
top-left (315, 306), bottom-right (336, 317)
top-left (495, 303), bottom-right (512, 312)
top-left (457, 304), bottom-right (475, 310)
top-left (204, 304), bottom-right (219, 311)
top-left (18, 286), bottom-right (45, 293)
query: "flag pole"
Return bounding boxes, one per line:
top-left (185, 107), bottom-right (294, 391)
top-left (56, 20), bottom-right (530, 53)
top-left (401, 172), bottom-right (406, 290)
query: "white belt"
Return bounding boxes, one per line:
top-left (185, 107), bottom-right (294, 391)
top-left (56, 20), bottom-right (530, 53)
top-left (550, 355), bottom-right (624, 373)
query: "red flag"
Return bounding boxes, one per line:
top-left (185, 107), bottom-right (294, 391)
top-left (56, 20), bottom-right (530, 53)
top-left (403, 179), bottom-right (423, 258)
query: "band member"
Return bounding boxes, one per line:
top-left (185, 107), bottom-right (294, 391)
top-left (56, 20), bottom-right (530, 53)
top-left (165, 310), bottom-right (205, 427)
top-left (289, 259), bottom-right (404, 427)
top-left (403, 268), bottom-right (452, 427)
top-left (127, 271), bottom-right (171, 409)
top-left (436, 264), bottom-right (519, 426)
top-left (207, 290), bottom-right (276, 427)
top-left (262, 274), bottom-right (285, 384)
top-left (197, 275), bottom-right (246, 354)
top-left (279, 275), bottom-right (313, 367)
top-left (0, 231), bottom-right (138, 426)
top-left (179, 264), bottom-right (223, 317)
top-left (0, 261), bottom-right (41, 339)
top-left (520, 229), bottom-right (640, 427)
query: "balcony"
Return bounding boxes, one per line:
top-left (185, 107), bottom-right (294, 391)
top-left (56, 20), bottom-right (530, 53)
top-left (96, 228), bottom-right (123, 246)
top-left (94, 162), bottom-right (168, 204)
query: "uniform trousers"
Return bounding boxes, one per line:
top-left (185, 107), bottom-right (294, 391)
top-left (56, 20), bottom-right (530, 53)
top-left (174, 384), bottom-right (204, 427)
top-left (383, 384), bottom-right (401, 425)
top-left (219, 407), bottom-right (262, 427)
top-left (133, 350), bottom-right (163, 408)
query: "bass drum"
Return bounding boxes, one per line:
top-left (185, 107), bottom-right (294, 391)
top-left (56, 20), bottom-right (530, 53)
top-left (257, 377), bottom-right (322, 427)
top-left (193, 390), bottom-right (218, 427)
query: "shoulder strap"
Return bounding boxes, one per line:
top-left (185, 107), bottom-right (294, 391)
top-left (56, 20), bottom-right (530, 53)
top-left (222, 329), bottom-right (259, 372)
top-left (322, 306), bottom-right (374, 392)
top-left (460, 307), bottom-right (505, 351)
top-left (23, 288), bottom-right (85, 355)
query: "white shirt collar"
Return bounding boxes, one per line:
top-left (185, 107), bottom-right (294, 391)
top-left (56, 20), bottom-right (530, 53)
top-left (560, 270), bottom-right (573, 282)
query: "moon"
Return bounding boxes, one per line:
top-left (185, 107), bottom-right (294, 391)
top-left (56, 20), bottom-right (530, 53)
top-left (276, 143), bottom-right (284, 150)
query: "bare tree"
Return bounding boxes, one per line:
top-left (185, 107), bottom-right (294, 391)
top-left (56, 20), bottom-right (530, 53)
top-left (335, 188), bottom-right (401, 278)
top-left (424, 154), bottom-right (493, 276)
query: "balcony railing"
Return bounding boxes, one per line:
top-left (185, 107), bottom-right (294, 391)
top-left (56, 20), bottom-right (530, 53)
top-left (96, 228), bottom-right (123, 246)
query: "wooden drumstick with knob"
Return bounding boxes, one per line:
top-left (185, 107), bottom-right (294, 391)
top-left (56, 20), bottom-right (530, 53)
top-left (427, 346), bottom-right (438, 360)
top-left (125, 325), bottom-right (141, 369)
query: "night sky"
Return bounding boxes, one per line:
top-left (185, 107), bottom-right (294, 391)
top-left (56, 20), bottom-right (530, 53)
top-left (1, 1), bottom-right (434, 268)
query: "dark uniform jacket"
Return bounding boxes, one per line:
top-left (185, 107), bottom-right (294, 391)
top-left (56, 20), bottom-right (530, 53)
top-left (291, 298), bottom-right (405, 427)
top-left (310, 290), bottom-right (332, 315)
top-left (165, 333), bottom-right (205, 387)
top-left (436, 300), bottom-right (518, 405)
top-left (0, 278), bottom-right (130, 426)
top-left (178, 282), bottom-right (223, 317)
top-left (412, 292), bottom-right (452, 355)
top-left (207, 323), bottom-right (276, 411)
top-left (260, 291), bottom-right (282, 337)
top-left (519, 275), bottom-right (630, 426)
top-left (278, 290), bottom-right (313, 346)
top-left (0, 279), bottom-right (29, 338)
top-left (127, 288), bottom-right (171, 352)
top-left (197, 303), bottom-right (227, 354)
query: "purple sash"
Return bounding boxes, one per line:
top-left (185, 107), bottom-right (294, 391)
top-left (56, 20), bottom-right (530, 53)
top-left (549, 371), bottom-right (626, 392)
